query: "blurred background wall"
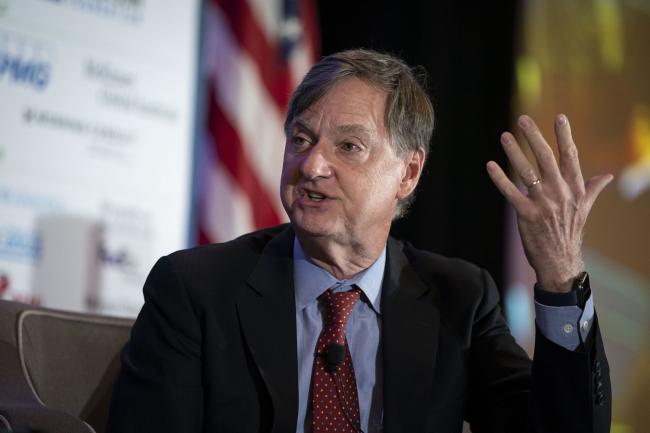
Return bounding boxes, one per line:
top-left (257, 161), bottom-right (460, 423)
top-left (0, 0), bottom-right (648, 430)
top-left (0, 0), bottom-right (201, 315)
top-left (509, 3), bottom-right (650, 432)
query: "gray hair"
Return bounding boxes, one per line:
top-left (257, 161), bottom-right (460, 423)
top-left (284, 48), bottom-right (435, 218)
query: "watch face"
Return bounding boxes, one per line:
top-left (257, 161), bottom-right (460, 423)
top-left (575, 272), bottom-right (591, 308)
top-left (577, 271), bottom-right (589, 288)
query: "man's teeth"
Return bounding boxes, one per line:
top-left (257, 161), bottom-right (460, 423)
top-left (307, 192), bottom-right (325, 201)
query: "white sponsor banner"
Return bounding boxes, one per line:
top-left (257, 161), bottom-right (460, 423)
top-left (0, 0), bottom-right (200, 316)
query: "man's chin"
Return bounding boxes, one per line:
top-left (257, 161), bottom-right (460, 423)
top-left (290, 217), bottom-right (337, 239)
top-left (293, 223), bottom-right (333, 238)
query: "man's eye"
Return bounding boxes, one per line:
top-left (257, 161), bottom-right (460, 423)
top-left (340, 142), bottom-right (361, 152)
top-left (292, 136), bottom-right (310, 149)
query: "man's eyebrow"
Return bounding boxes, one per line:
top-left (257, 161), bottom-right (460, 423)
top-left (290, 118), bottom-right (313, 132)
top-left (335, 124), bottom-right (372, 136)
top-left (289, 119), bottom-right (373, 137)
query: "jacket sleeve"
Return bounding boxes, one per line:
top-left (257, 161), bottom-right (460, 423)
top-left (530, 314), bottom-right (611, 433)
top-left (466, 269), bottom-right (611, 433)
top-left (106, 256), bottom-right (204, 433)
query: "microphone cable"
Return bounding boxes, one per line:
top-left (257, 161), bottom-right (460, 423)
top-left (316, 343), bottom-right (365, 433)
top-left (332, 369), bottom-right (365, 433)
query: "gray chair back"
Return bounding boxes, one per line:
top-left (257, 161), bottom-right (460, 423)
top-left (0, 300), bottom-right (134, 433)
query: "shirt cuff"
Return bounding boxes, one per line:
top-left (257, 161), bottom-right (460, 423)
top-left (534, 293), bottom-right (594, 351)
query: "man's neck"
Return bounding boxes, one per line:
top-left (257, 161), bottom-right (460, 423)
top-left (295, 230), bottom-right (388, 280)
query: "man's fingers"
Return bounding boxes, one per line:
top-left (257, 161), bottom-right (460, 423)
top-left (486, 160), bottom-right (529, 213)
top-left (584, 174), bottom-right (614, 211)
top-left (495, 115), bottom-right (609, 221)
top-left (500, 132), bottom-right (543, 196)
top-left (554, 114), bottom-right (585, 194)
top-left (518, 115), bottom-right (562, 188)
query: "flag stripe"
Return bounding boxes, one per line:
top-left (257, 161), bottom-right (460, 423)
top-left (213, 0), bottom-right (293, 110)
top-left (247, 0), bottom-right (284, 41)
top-left (205, 5), bottom-right (287, 215)
top-left (299, 0), bottom-right (319, 61)
top-left (207, 84), bottom-right (282, 229)
top-left (199, 0), bottom-right (317, 244)
top-left (202, 158), bottom-right (255, 241)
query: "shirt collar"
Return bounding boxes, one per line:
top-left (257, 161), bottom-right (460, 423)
top-left (293, 236), bottom-right (385, 314)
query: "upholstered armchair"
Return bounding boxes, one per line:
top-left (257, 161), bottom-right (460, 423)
top-left (0, 300), bottom-right (134, 433)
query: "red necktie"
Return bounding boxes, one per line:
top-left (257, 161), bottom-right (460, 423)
top-left (312, 287), bottom-right (362, 433)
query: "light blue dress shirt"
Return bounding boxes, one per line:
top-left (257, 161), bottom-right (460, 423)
top-left (294, 237), bottom-right (384, 433)
top-left (292, 236), bottom-right (594, 433)
top-left (535, 293), bottom-right (594, 350)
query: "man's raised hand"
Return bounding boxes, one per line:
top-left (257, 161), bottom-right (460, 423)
top-left (486, 114), bottom-right (613, 293)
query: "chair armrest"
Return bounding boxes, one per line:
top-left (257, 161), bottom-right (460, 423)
top-left (0, 403), bottom-right (95, 433)
top-left (0, 341), bottom-right (94, 433)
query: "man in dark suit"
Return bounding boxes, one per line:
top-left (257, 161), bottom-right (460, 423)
top-left (107, 49), bottom-right (612, 433)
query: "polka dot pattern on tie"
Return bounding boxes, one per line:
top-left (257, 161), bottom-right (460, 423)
top-left (312, 287), bottom-right (362, 433)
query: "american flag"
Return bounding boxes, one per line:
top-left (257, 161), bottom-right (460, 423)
top-left (199, 0), bottom-right (319, 244)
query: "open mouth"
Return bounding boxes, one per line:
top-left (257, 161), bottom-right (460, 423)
top-left (306, 191), bottom-right (326, 201)
top-left (299, 187), bottom-right (329, 202)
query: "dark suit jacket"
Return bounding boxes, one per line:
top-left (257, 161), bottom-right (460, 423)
top-left (107, 224), bottom-right (611, 433)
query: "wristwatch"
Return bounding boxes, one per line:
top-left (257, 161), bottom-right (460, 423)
top-left (534, 271), bottom-right (591, 308)
top-left (572, 271), bottom-right (591, 309)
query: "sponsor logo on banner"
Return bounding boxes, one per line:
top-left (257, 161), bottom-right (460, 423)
top-left (85, 58), bottom-right (135, 87)
top-left (0, 31), bottom-right (52, 91)
top-left (99, 244), bottom-right (138, 275)
top-left (0, 187), bottom-right (63, 213)
top-left (38, 0), bottom-right (145, 24)
top-left (0, 226), bottom-right (41, 263)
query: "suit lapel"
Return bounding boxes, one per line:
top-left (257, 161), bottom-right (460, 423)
top-left (382, 238), bottom-right (440, 433)
top-left (237, 226), bottom-right (298, 433)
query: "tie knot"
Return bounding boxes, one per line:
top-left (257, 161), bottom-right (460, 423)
top-left (319, 286), bottom-right (361, 326)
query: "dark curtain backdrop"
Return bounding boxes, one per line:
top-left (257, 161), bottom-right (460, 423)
top-left (317, 1), bottom-right (519, 289)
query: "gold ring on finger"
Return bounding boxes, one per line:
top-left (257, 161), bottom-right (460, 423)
top-left (528, 178), bottom-right (542, 188)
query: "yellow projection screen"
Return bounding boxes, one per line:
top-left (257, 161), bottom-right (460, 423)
top-left (515, 1), bottom-right (650, 431)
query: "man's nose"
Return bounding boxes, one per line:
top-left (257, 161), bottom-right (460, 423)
top-left (300, 144), bottom-right (332, 179)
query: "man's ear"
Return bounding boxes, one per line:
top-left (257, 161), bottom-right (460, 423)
top-left (397, 147), bottom-right (425, 200)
